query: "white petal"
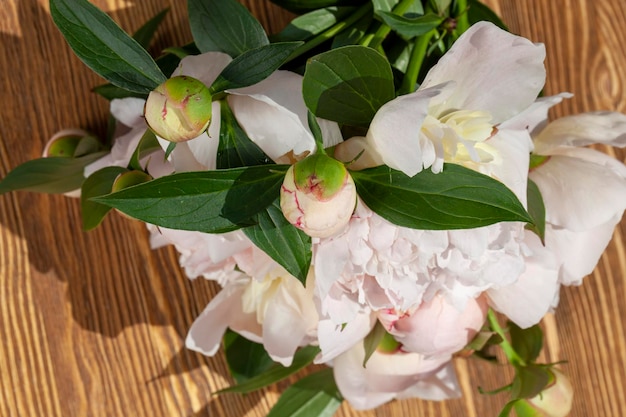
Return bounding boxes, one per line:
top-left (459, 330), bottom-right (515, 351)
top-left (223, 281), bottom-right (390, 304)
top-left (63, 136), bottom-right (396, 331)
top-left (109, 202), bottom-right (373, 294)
top-left (499, 93), bottom-right (573, 135)
top-left (174, 52), bottom-right (232, 86)
top-left (487, 234), bottom-right (559, 328)
top-left (396, 362), bottom-right (461, 401)
top-left (366, 84), bottom-right (447, 176)
top-left (530, 149), bottom-right (626, 231)
top-left (111, 98), bottom-right (146, 128)
top-left (534, 111), bottom-right (626, 153)
top-left (421, 22), bottom-right (545, 124)
top-left (316, 311), bottom-right (373, 364)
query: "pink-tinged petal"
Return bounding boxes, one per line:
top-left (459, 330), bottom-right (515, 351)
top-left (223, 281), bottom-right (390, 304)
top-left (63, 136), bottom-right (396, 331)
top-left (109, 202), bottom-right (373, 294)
top-left (141, 149), bottom-right (174, 178)
top-left (487, 234), bottom-right (559, 328)
top-left (499, 93), bottom-right (573, 134)
top-left (422, 22), bottom-right (545, 124)
top-left (185, 101), bottom-right (222, 170)
top-left (174, 51), bottom-right (232, 86)
top-left (110, 98), bottom-right (146, 128)
top-left (534, 111), bottom-right (626, 154)
top-left (84, 154), bottom-right (116, 178)
top-left (316, 311), bottom-right (374, 364)
top-left (530, 149), bottom-right (626, 231)
top-left (546, 215), bottom-right (622, 286)
top-left (395, 362), bottom-right (461, 401)
top-left (366, 84), bottom-right (448, 176)
top-left (186, 282), bottom-right (253, 356)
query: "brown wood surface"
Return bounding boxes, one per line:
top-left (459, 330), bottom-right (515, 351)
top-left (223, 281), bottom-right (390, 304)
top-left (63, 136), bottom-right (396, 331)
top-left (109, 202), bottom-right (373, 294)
top-left (1, 1), bottom-right (625, 416)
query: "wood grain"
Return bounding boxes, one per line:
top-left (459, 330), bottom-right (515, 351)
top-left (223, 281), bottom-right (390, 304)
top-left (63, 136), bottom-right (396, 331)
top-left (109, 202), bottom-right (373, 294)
top-left (0, 1), bottom-right (625, 416)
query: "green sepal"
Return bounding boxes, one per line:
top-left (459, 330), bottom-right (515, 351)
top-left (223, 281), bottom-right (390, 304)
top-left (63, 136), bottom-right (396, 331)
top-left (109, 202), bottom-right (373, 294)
top-left (81, 166), bottom-right (128, 230)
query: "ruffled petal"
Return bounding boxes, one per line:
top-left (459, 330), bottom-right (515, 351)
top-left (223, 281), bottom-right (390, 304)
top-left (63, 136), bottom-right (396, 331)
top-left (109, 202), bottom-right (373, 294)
top-left (422, 22), bottom-right (545, 124)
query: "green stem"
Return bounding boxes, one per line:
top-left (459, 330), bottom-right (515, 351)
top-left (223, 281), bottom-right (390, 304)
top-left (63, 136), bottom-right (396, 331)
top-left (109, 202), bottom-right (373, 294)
top-left (455, 0), bottom-right (470, 34)
top-left (285, 2), bottom-right (373, 64)
top-left (368, 0), bottom-right (415, 50)
top-left (487, 309), bottom-right (526, 367)
top-left (398, 29), bottom-right (436, 94)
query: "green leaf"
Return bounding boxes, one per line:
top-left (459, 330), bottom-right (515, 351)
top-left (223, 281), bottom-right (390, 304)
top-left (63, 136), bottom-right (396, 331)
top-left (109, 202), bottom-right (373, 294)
top-left (73, 135), bottom-right (105, 157)
top-left (267, 368), bottom-right (342, 417)
top-left (217, 345), bottom-right (320, 394)
top-left (272, 7), bottom-right (357, 42)
top-left (467, 0), bottom-right (509, 31)
top-left (93, 165), bottom-right (288, 233)
top-left (269, 0), bottom-right (367, 13)
top-left (331, 13), bottom-right (372, 48)
top-left (378, 12), bottom-right (443, 37)
top-left (223, 330), bottom-right (275, 384)
top-left (508, 321), bottom-right (544, 364)
top-left (132, 8), bottom-right (169, 50)
top-left (188, 0), bottom-right (269, 57)
top-left (525, 179), bottom-right (546, 242)
top-left (217, 100), bottom-right (273, 169)
top-left (129, 130), bottom-right (162, 171)
top-left (362, 321), bottom-right (386, 367)
top-left (351, 164), bottom-right (533, 230)
top-left (210, 42), bottom-right (303, 93)
top-left (244, 200), bottom-right (312, 284)
top-left (513, 399), bottom-right (544, 417)
top-left (511, 365), bottom-right (551, 400)
top-left (303, 46), bottom-right (395, 128)
top-left (81, 166), bottom-right (128, 230)
top-left (0, 152), bottom-right (107, 195)
top-left (49, 0), bottom-right (166, 93)
top-left (92, 83), bottom-right (147, 100)
top-left (373, 0), bottom-right (424, 14)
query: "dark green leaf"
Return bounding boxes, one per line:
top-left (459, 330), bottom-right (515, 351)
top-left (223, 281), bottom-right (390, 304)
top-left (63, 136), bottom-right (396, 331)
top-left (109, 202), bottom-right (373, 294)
top-left (129, 130), bottom-right (162, 171)
top-left (331, 13), bottom-right (372, 48)
top-left (351, 164), bottom-right (533, 230)
top-left (132, 8), bottom-right (169, 49)
top-left (92, 83), bottom-right (148, 100)
top-left (362, 321), bottom-right (386, 367)
top-left (217, 345), bottom-right (320, 394)
top-left (511, 365), bottom-right (551, 400)
top-left (188, 0), bottom-right (269, 57)
top-left (81, 166), bottom-right (128, 230)
top-left (210, 42), bottom-right (303, 93)
top-left (303, 46), bottom-right (395, 128)
top-left (267, 368), bottom-right (342, 417)
top-left (467, 0), bottom-right (509, 31)
top-left (372, 0), bottom-right (424, 14)
top-left (525, 179), bottom-right (546, 242)
top-left (93, 165), bottom-right (288, 233)
top-left (509, 321), bottom-right (544, 364)
top-left (378, 12), bottom-right (443, 37)
top-left (50, 0), bottom-right (166, 93)
top-left (269, 0), bottom-right (367, 13)
top-left (0, 152), bottom-right (107, 195)
top-left (223, 330), bottom-right (274, 384)
top-left (272, 7), bottom-right (357, 42)
top-left (217, 100), bottom-right (273, 169)
top-left (156, 43), bottom-right (201, 77)
top-left (244, 200), bottom-right (312, 284)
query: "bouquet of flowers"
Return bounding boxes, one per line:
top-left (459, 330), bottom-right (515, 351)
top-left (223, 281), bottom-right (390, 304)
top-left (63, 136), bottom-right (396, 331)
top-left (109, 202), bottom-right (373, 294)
top-left (2, 0), bottom-right (625, 415)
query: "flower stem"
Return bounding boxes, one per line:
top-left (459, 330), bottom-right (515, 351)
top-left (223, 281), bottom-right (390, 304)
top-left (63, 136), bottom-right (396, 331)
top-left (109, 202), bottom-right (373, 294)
top-left (367, 0), bottom-right (415, 50)
top-left (487, 309), bottom-right (526, 367)
top-left (455, 0), bottom-right (470, 34)
top-left (285, 2), bottom-right (373, 64)
top-left (398, 29), bottom-right (436, 94)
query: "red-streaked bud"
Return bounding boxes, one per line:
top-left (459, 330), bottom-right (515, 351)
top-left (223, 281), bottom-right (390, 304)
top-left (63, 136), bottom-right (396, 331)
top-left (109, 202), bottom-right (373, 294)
top-left (144, 76), bottom-right (212, 143)
top-left (280, 154), bottom-right (356, 238)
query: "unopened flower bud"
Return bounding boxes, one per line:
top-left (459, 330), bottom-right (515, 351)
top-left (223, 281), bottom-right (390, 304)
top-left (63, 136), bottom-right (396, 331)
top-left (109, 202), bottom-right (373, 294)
top-left (43, 129), bottom-right (90, 158)
top-left (280, 154), bottom-right (357, 238)
top-left (144, 76), bottom-right (212, 143)
top-left (525, 369), bottom-right (573, 417)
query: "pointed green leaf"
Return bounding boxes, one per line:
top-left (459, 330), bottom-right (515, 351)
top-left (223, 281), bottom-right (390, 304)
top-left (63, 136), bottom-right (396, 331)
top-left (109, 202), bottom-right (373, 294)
top-left (188, 0), bottom-right (269, 57)
top-left (132, 8), bottom-right (169, 50)
top-left (351, 164), bottom-right (533, 230)
top-left (81, 166), bottom-right (128, 230)
top-left (244, 200), bottom-right (312, 284)
top-left (362, 321), bottom-right (386, 367)
top-left (210, 42), bottom-right (303, 93)
top-left (372, 0), bottom-right (424, 14)
top-left (511, 365), bottom-right (551, 400)
top-left (467, 0), bottom-right (508, 31)
top-left (49, 0), bottom-right (166, 93)
top-left (272, 7), bottom-right (357, 42)
top-left (92, 83), bottom-right (147, 100)
top-left (525, 179), bottom-right (546, 242)
top-left (508, 321), bottom-right (544, 364)
top-left (0, 152), bottom-right (107, 195)
top-left (378, 12), bottom-right (443, 37)
top-left (92, 165), bottom-right (288, 233)
top-left (217, 100), bottom-right (273, 169)
top-left (303, 46), bottom-right (395, 128)
top-left (217, 345), bottom-right (320, 394)
top-left (223, 330), bottom-right (275, 384)
top-left (267, 368), bottom-right (342, 417)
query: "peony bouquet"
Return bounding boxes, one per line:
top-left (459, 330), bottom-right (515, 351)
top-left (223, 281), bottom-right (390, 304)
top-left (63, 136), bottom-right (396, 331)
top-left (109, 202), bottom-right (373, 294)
top-left (2, 0), bottom-right (625, 415)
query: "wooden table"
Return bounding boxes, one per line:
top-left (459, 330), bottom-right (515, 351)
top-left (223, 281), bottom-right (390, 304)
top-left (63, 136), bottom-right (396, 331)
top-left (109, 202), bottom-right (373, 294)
top-left (1, 1), bottom-right (625, 416)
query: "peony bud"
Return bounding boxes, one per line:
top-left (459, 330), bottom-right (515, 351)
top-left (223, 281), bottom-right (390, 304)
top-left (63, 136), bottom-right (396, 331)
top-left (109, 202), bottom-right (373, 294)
top-left (525, 369), bottom-right (574, 417)
top-left (280, 154), bottom-right (357, 238)
top-left (42, 128), bottom-right (90, 158)
top-left (144, 76), bottom-right (212, 143)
